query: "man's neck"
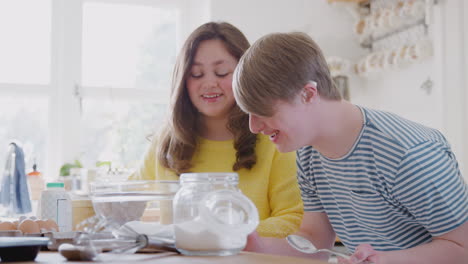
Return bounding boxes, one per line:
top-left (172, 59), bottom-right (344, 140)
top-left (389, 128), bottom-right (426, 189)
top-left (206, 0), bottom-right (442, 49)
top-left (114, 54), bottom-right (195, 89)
top-left (312, 101), bottom-right (364, 159)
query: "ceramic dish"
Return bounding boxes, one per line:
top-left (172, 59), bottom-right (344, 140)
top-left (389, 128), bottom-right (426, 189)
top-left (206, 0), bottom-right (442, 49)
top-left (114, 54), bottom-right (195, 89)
top-left (0, 237), bottom-right (50, 262)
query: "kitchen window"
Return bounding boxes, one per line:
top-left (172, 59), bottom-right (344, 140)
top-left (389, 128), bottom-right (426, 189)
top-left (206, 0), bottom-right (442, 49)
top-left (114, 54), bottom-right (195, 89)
top-left (0, 0), bottom-right (51, 172)
top-left (0, 0), bottom-right (185, 178)
top-left (79, 0), bottom-right (177, 169)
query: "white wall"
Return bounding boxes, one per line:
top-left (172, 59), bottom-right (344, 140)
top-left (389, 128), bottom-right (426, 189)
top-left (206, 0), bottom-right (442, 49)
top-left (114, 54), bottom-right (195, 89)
top-left (206, 0), bottom-right (468, 181)
top-left (351, 59), bottom-right (443, 128)
top-left (208, 0), bottom-right (365, 142)
top-left (209, 0), bottom-right (365, 59)
top-left (464, 0), bottom-right (468, 179)
top-left (351, 1), bottom-right (467, 180)
top-left (440, 0), bottom-right (467, 179)
top-left (179, 0), bottom-right (210, 45)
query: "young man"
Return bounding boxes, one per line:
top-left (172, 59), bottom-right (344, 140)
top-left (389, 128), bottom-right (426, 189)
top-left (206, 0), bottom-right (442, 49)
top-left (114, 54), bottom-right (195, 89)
top-left (233, 32), bottom-right (468, 264)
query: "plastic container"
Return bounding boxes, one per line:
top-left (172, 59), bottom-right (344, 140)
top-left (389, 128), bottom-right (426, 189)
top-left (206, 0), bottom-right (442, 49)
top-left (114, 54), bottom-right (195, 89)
top-left (173, 173), bottom-right (259, 256)
top-left (40, 182), bottom-right (72, 232)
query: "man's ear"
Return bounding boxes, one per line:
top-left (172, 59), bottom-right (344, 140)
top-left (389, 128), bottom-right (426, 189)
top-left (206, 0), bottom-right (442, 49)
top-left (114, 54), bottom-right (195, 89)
top-left (301, 81), bottom-right (318, 103)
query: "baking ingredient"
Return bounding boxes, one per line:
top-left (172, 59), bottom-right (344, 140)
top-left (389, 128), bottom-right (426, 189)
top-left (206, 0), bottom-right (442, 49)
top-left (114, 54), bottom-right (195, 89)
top-left (35, 220), bottom-right (47, 231)
top-left (35, 219), bottom-right (58, 232)
top-left (18, 219), bottom-right (40, 234)
top-left (0, 221), bottom-right (17, 231)
top-left (92, 197), bottom-right (148, 226)
top-left (174, 217), bottom-right (245, 251)
top-left (44, 219), bottom-right (59, 232)
top-left (0, 217), bottom-right (59, 234)
top-left (173, 174), bottom-right (258, 255)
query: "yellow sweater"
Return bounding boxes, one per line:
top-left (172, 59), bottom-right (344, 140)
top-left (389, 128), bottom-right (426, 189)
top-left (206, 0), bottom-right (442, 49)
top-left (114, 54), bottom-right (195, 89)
top-left (131, 134), bottom-right (303, 238)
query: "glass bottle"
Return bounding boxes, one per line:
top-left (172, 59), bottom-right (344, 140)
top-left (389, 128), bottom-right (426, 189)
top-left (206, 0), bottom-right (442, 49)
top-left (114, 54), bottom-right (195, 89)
top-left (173, 173), bottom-right (259, 256)
top-left (27, 162), bottom-right (44, 201)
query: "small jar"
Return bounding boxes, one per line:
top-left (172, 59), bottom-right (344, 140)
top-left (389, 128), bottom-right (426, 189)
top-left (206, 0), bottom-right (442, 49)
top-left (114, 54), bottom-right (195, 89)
top-left (173, 173), bottom-right (258, 256)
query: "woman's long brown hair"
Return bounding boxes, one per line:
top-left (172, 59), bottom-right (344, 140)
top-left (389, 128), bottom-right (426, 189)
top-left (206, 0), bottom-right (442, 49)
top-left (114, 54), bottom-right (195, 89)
top-left (156, 22), bottom-right (257, 175)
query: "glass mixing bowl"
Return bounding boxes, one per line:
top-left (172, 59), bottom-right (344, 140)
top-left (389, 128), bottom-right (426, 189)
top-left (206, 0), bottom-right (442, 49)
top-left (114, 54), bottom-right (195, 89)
top-left (90, 180), bottom-right (180, 236)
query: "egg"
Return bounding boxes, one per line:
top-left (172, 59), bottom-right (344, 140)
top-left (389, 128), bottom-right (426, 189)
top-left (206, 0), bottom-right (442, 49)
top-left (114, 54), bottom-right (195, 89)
top-left (18, 219), bottom-right (40, 234)
top-left (35, 219), bottom-right (48, 232)
top-left (44, 219), bottom-right (59, 232)
top-left (0, 221), bottom-right (17, 231)
top-left (12, 220), bottom-right (19, 229)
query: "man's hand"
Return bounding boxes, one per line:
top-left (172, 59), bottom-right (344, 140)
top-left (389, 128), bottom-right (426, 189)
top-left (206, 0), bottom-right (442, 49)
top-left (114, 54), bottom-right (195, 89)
top-left (338, 244), bottom-right (380, 264)
top-left (243, 212), bottom-right (337, 257)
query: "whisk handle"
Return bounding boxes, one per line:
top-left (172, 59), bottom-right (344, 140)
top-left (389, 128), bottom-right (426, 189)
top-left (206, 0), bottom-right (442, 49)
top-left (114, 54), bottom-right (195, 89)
top-left (138, 235), bottom-right (179, 254)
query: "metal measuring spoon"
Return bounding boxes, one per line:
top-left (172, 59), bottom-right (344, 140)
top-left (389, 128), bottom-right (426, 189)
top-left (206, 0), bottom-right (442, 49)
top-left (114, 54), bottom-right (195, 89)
top-left (286, 235), bottom-right (350, 259)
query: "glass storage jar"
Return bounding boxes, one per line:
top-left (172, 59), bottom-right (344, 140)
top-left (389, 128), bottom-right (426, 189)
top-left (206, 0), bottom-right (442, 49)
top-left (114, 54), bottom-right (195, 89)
top-left (173, 173), bottom-right (258, 256)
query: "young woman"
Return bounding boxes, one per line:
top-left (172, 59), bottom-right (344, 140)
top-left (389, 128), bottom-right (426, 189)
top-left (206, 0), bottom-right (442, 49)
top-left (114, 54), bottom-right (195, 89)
top-left (131, 22), bottom-right (303, 239)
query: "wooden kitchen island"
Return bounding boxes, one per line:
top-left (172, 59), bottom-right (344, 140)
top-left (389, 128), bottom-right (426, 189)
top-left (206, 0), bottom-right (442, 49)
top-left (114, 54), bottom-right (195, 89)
top-left (19, 251), bottom-right (328, 263)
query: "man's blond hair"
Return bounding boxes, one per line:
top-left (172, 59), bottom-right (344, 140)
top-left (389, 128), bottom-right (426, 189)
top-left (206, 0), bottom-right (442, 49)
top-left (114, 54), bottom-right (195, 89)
top-left (233, 32), bottom-right (340, 116)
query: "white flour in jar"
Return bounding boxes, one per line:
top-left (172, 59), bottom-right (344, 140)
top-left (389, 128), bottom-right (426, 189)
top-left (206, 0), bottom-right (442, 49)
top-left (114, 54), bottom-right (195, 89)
top-left (174, 217), bottom-right (245, 251)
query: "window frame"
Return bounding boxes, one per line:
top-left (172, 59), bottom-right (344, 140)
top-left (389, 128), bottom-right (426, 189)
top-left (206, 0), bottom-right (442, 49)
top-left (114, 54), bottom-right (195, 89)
top-left (51, 0), bottom-right (186, 177)
top-left (0, 0), bottom-right (191, 178)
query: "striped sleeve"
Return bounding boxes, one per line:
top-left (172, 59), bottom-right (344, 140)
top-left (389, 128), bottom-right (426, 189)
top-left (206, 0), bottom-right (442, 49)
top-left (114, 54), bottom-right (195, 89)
top-left (393, 141), bottom-right (468, 237)
top-left (296, 150), bottom-right (324, 212)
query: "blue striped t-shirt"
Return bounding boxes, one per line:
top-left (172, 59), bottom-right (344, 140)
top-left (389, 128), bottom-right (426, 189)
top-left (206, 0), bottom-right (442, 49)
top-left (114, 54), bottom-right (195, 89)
top-left (297, 106), bottom-right (468, 252)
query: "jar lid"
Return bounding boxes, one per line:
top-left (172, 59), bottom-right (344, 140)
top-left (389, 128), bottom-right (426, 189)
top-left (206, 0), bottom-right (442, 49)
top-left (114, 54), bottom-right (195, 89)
top-left (180, 173), bottom-right (238, 184)
top-left (46, 182), bottom-right (64, 188)
top-left (199, 189), bottom-right (259, 235)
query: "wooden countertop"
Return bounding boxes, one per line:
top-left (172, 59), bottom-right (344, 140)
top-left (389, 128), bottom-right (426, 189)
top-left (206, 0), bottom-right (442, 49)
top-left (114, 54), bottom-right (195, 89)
top-left (25, 251), bottom-right (328, 264)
